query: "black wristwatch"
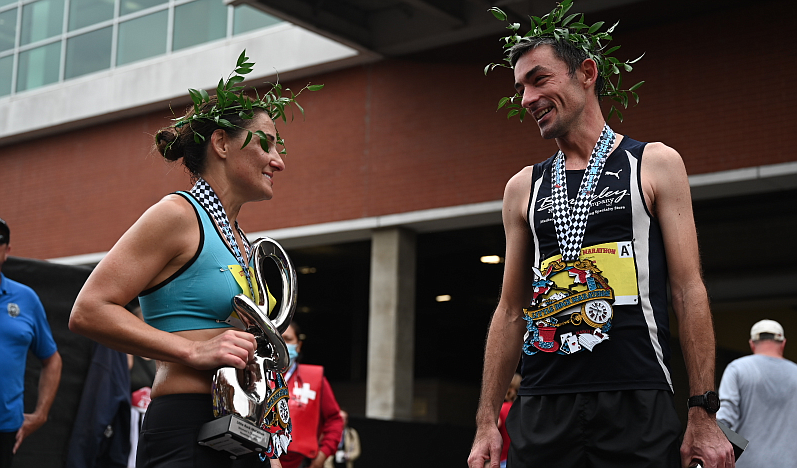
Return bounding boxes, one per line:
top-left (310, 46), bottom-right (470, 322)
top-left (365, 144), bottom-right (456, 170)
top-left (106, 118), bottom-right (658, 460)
top-left (687, 391), bottom-right (720, 413)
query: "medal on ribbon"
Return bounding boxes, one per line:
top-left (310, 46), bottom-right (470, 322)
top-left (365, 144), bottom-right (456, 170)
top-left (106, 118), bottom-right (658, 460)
top-left (524, 125), bottom-right (619, 355)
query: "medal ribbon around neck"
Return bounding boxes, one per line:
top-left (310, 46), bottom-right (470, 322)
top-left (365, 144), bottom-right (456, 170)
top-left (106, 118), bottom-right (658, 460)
top-left (551, 124), bottom-right (616, 262)
top-left (190, 178), bottom-right (255, 298)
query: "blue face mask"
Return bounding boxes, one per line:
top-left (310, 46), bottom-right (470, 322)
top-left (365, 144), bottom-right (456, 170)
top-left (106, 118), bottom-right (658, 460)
top-left (287, 343), bottom-right (299, 362)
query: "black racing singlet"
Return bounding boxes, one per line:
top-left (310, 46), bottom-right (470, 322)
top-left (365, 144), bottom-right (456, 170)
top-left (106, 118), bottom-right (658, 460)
top-left (519, 136), bottom-right (673, 396)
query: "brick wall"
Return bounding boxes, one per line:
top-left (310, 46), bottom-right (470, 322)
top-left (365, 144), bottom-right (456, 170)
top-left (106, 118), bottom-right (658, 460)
top-left (1, 0), bottom-right (794, 259)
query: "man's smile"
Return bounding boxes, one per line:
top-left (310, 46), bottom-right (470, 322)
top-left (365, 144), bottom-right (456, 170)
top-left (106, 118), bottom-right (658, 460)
top-left (534, 107), bottom-right (553, 121)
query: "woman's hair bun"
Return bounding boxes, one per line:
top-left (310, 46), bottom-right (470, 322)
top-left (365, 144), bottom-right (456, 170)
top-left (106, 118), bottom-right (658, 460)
top-left (155, 127), bottom-right (181, 161)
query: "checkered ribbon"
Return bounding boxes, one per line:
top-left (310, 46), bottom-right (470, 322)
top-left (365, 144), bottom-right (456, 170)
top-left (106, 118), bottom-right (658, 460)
top-left (551, 124), bottom-right (616, 262)
top-left (190, 178), bottom-right (254, 298)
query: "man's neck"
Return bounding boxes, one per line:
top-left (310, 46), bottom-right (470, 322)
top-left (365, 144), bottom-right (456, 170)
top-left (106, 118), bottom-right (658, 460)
top-left (554, 112), bottom-right (607, 170)
top-left (754, 349), bottom-right (784, 359)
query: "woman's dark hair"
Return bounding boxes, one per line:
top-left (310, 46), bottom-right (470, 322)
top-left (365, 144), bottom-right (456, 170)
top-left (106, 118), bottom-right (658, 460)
top-left (154, 96), bottom-right (265, 178)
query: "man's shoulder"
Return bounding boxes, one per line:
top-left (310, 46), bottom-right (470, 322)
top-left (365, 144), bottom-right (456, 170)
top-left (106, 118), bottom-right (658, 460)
top-left (639, 141), bottom-right (682, 165)
top-left (728, 354), bottom-right (797, 378)
top-left (727, 354), bottom-right (778, 369)
top-left (754, 354), bottom-right (797, 371)
top-left (506, 155), bottom-right (556, 190)
top-left (508, 165), bottom-right (534, 184)
top-left (502, 165), bottom-right (530, 193)
top-left (727, 354), bottom-right (757, 366)
top-left (636, 140), bottom-right (688, 197)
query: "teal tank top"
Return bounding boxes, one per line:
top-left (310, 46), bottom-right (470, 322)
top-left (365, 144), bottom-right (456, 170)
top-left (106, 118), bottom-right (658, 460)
top-left (138, 192), bottom-right (251, 332)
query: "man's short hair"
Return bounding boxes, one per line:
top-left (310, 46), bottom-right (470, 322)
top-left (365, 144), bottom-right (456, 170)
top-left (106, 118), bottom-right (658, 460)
top-left (508, 36), bottom-right (605, 98)
top-left (0, 218), bottom-right (9, 245)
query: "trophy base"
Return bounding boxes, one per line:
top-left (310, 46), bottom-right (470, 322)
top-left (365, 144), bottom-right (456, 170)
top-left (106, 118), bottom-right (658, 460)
top-left (197, 414), bottom-right (271, 459)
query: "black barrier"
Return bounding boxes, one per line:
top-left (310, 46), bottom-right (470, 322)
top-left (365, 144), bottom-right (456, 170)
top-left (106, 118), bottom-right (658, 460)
top-left (347, 416), bottom-right (474, 468)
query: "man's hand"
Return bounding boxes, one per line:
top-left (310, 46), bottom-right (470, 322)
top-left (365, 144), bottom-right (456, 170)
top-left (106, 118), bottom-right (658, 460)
top-left (467, 424), bottom-right (503, 468)
top-left (680, 411), bottom-right (734, 468)
top-left (13, 412), bottom-right (46, 454)
top-left (307, 452), bottom-right (327, 468)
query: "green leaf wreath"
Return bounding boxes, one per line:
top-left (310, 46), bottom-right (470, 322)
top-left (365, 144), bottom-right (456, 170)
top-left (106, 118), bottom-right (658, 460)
top-left (486, 0), bottom-right (644, 122)
top-left (171, 50), bottom-right (323, 154)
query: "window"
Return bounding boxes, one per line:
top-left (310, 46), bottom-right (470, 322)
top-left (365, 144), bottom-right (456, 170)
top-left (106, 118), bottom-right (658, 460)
top-left (16, 41), bottom-right (59, 91)
top-left (173, 0), bottom-right (226, 51)
top-left (20, 0), bottom-right (63, 46)
top-left (233, 4), bottom-right (280, 35)
top-left (117, 10), bottom-right (167, 66)
top-left (68, 0), bottom-right (114, 31)
top-left (0, 0), bottom-right (285, 97)
top-left (0, 8), bottom-right (16, 52)
top-left (120, 0), bottom-right (167, 16)
top-left (65, 27), bottom-right (112, 79)
top-left (0, 54), bottom-right (12, 95)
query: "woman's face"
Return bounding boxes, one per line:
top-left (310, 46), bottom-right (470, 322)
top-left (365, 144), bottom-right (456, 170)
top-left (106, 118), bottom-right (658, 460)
top-left (227, 112), bottom-right (285, 202)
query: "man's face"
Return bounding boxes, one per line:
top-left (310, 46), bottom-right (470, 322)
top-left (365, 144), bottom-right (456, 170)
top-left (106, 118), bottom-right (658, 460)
top-left (513, 45), bottom-right (589, 140)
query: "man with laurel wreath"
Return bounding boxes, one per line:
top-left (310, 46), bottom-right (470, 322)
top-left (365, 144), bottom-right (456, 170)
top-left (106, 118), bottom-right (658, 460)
top-left (468, 3), bottom-right (734, 468)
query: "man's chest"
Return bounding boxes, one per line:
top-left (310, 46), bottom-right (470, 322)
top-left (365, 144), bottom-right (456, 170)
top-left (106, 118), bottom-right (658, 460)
top-left (0, 295), bottom-right (36, 348)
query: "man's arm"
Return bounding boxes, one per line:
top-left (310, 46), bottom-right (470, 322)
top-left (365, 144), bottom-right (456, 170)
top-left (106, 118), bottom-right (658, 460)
top-left (643, 143), bottom-right (733, 468)
top-left (715, 363), bottom-right (740, 429)
top-left (467, 168), bottom-right (534, 468)
top-left (14, 351), bottom-right (62, 453)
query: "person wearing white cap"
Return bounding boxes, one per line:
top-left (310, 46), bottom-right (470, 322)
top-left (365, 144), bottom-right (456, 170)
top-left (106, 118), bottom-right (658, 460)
top-left (716, 319), bottom-right (797, 467)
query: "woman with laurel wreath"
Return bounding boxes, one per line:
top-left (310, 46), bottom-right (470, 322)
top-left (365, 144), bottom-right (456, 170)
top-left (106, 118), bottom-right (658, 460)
top-left (70, 54), bottom-right (317, 468)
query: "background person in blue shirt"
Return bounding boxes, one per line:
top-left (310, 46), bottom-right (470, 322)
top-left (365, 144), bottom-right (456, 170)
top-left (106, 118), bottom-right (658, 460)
top-left (0, 218), bottom-right (62, 468)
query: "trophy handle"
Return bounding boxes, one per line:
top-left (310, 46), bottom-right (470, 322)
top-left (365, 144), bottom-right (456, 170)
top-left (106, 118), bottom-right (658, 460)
top-left (232, 295), bottom-right (290, 373)
top-left (251, 237), bottom-right (297, 334)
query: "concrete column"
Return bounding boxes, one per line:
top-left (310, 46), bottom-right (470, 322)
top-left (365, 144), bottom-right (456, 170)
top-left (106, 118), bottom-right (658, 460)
top-left (366, 227), bottom-right (416, 420)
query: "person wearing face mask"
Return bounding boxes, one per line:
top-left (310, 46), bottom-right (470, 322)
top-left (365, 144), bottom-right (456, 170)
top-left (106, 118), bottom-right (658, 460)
top-left (280, 321), bottom-right (343, 468)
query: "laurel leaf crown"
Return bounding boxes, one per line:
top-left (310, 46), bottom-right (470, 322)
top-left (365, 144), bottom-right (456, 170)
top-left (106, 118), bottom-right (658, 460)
top-left (486, 0), bottom-right (644, 122)
top-left (170, 50), bottom-right (323, 154)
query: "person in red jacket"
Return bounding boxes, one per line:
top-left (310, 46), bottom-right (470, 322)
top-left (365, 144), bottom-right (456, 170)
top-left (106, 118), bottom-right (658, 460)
top-left (498, 374), bottom-right (521, 468)
top-left (280, 321), bottom-right (343, 468)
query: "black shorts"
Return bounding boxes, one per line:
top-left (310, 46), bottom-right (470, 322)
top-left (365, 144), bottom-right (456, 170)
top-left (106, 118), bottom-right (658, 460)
top-left (137, 394), bottom-right (271, 468)
top-left (506, 390), bottom-right (681, 468)
top-left (0, 431), bottom-right (14, 468)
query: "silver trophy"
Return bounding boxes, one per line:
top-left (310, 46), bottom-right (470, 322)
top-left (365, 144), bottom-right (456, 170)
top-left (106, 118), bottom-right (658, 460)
top-left (197, 237), bottom-right (297, 459)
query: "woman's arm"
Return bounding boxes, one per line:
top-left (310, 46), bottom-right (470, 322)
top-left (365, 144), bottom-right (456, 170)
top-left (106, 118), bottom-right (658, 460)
top-left (69, 194), bottom-right (256, 370)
